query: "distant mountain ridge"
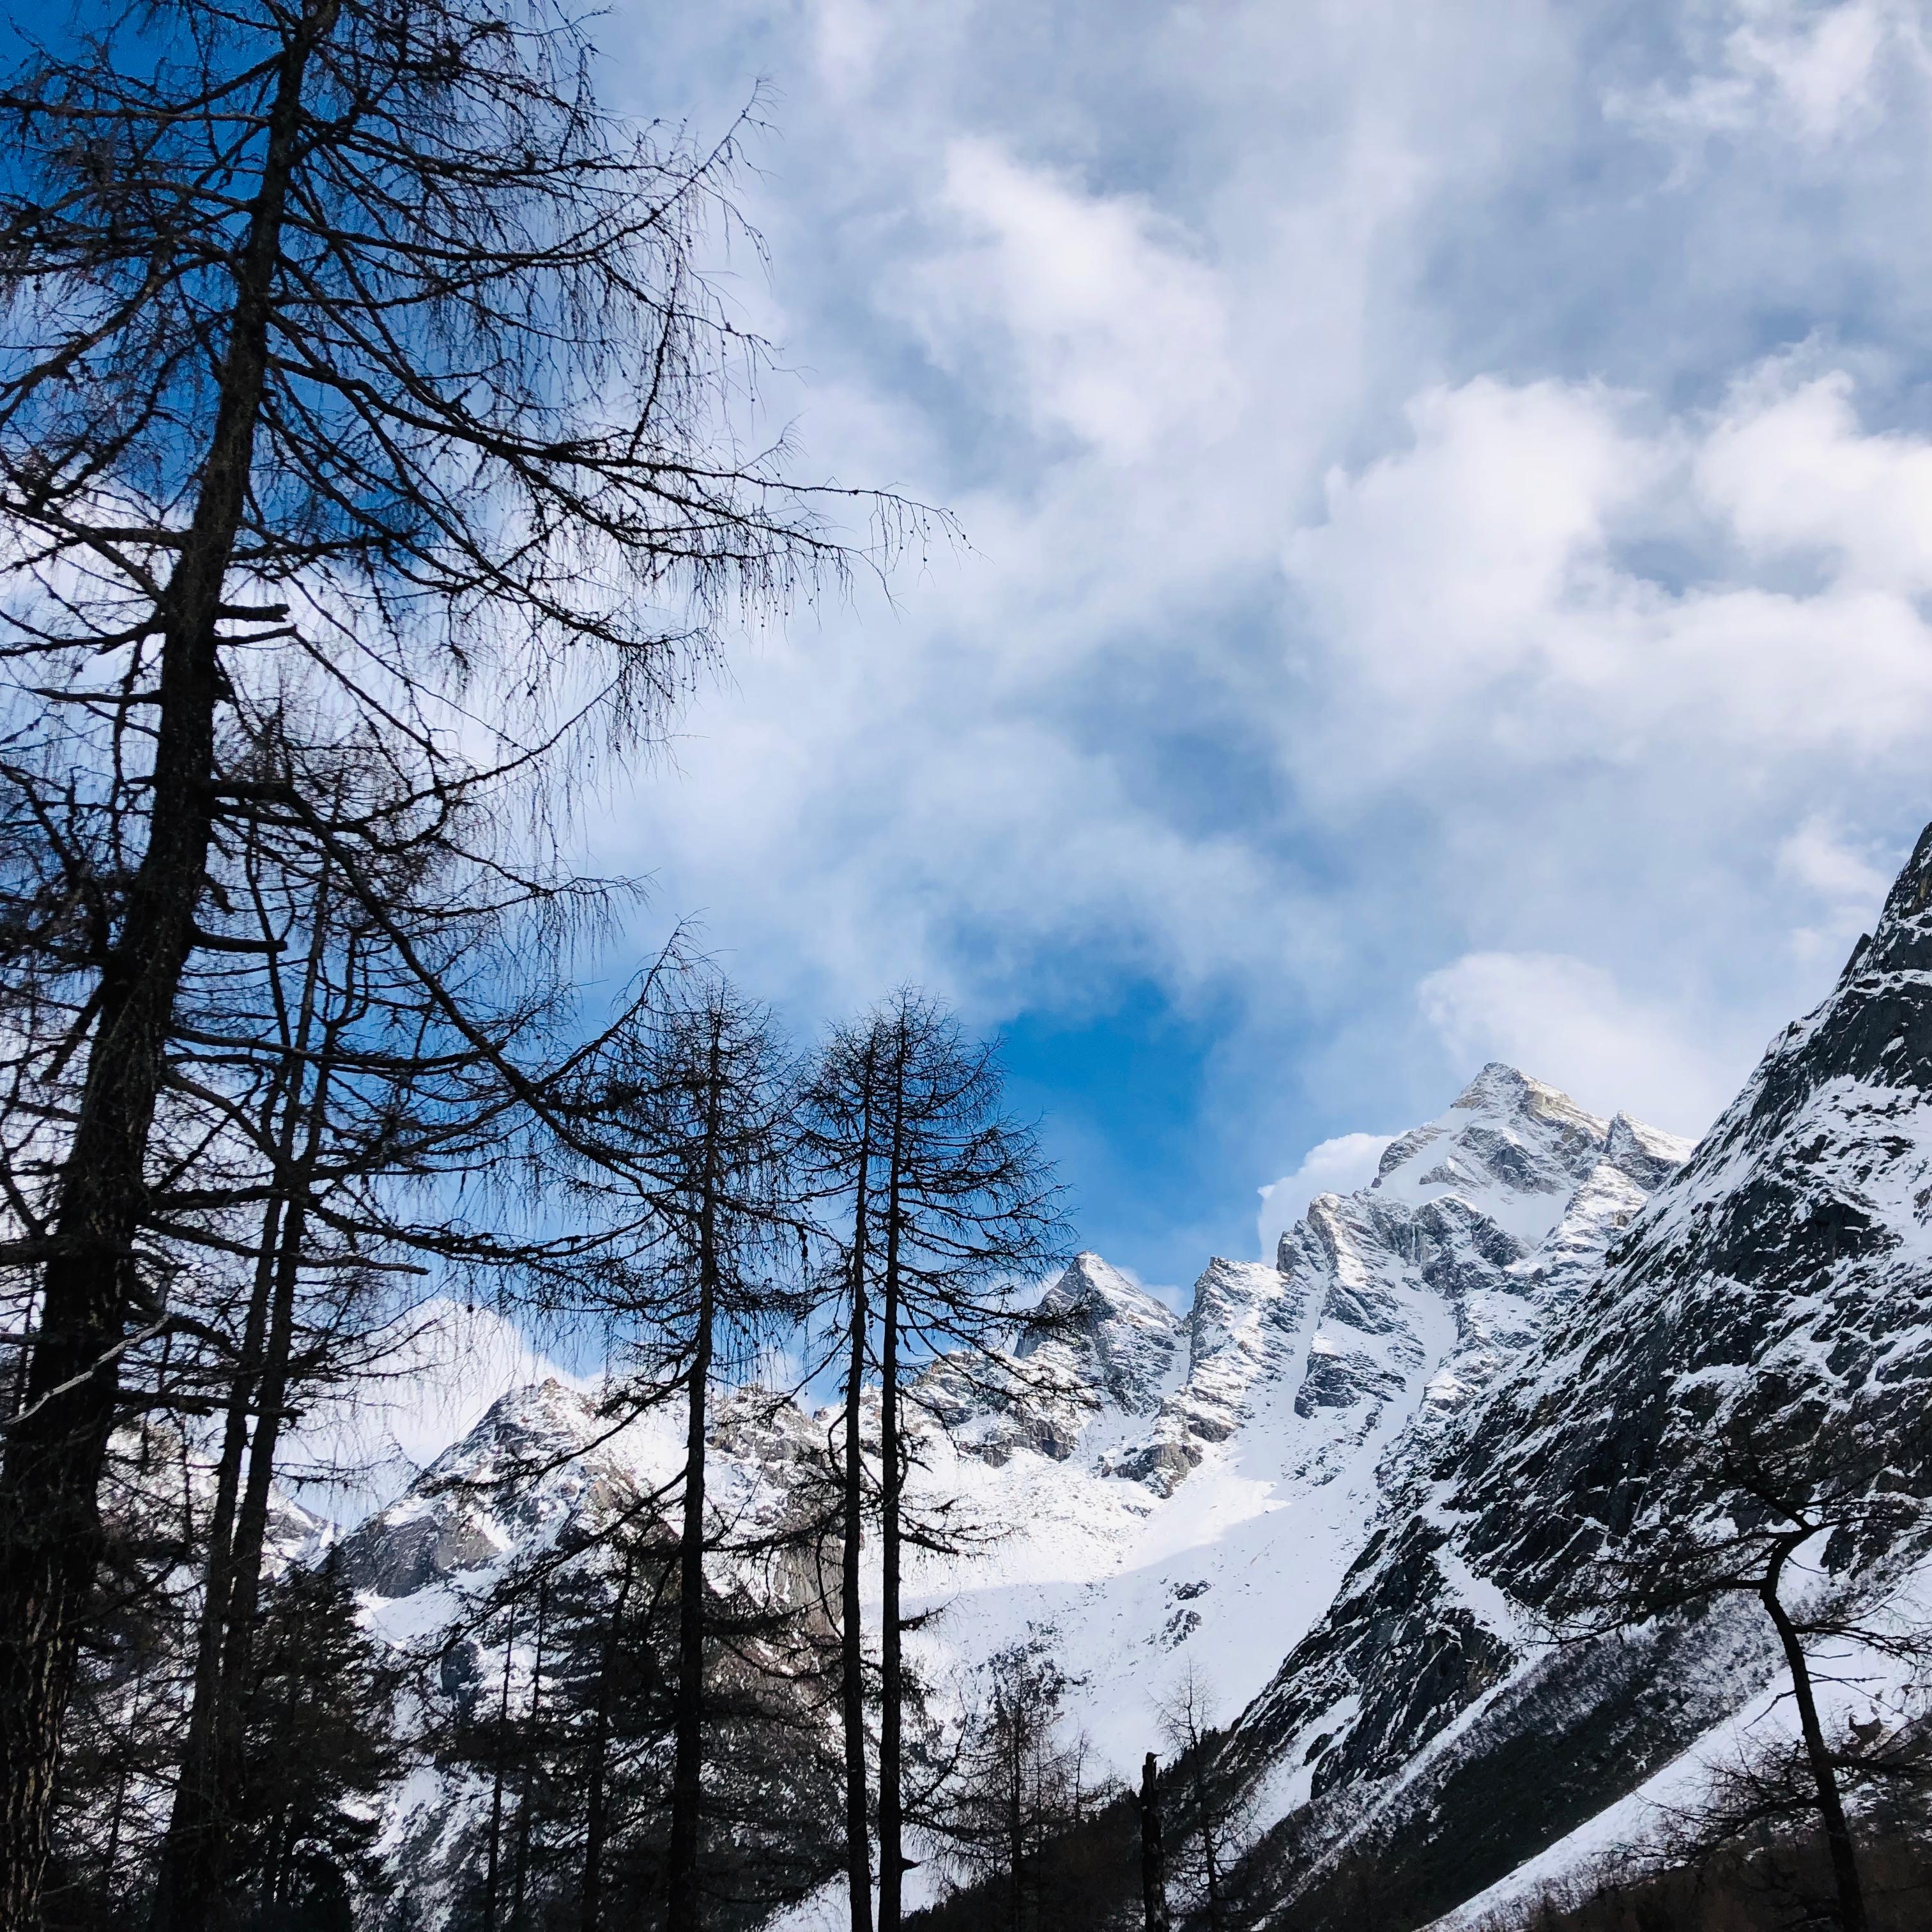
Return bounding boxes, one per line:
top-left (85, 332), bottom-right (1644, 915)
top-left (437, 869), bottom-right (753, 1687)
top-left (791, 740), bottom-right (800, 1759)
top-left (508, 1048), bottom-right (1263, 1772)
top-left (344, 1052), bottom-right (1703, 1925)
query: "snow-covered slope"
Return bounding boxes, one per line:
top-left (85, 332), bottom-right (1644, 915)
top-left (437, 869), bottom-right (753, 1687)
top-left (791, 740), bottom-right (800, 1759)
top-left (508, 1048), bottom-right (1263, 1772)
top-left (1219, 825), bottom-right (1932, 1929)
top-left (874, 1064), bottom-right (1692, 1786)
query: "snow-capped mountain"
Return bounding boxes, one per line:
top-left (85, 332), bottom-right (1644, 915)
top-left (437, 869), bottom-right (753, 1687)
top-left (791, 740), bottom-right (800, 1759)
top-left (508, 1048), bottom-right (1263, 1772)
top-left (339, 824), bottom-right (1932, 1929)
top-left (1219, 825), bottom-right (1932, 1928)
top-left (341, 1055), bottom-right (1696, 1923)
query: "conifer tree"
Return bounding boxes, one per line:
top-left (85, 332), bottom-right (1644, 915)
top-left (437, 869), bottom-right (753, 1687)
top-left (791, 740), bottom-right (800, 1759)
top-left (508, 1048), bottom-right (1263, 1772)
top-left (804, 992), bottom-right (1064, 1932)
top-left (938, 1650), bottom-right (1094, 1932)
top-left (0, 0), bottom-right (917, 1912)
top-left (572, 978), bottom-right (808, 1930)
top-left (224, 1560), bottom-right (402, 1929)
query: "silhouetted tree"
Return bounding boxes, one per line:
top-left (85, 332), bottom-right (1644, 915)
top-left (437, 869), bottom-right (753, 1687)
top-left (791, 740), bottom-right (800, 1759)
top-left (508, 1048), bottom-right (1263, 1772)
top-left (1556, 1413), bottom-right (1932, 1932)
top-left (224, 1560), bottom-right (402, 1929)
top-left (569, 978), bottom-right (809, 1930)
top-left (936, 1650), bottom-right (1099, 1932)
top-left (0, 0), bottom-right (921, 1912)
top-left (1154, 1667), bottom-right (1254, 1932)
top-left (804, 992), bottom-right (1065, 1932)
top-left (1138, 1751), bottom-right (1170, 1932)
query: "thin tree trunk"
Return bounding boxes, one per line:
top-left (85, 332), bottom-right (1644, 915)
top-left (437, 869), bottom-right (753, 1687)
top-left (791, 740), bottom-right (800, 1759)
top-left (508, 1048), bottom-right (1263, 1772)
top-left (510, 1583), bottom-right (547, 1932)
top-left (0, 6), bottom-right (335, 1919)
top-left (1761, 1574), bottom-right (1867, 1932)
top-left (1196, 1752), bottom-right (1223, 1931)
top-left (1006, 1715), bottom-right (1023, 1932)
top-left (484, 1611), bottom-right (517, 1932)
top-left (150, 1075), bottom-right (293, 1932)
top-left (185, 928), bottom-right (337, 1926)
top-left (105, 1671), bottom-right (148, 1898)
top-left (842, 1066), bottom-right (875, 1932)
top-left (878, 1064), bottom-right (907, 1932)
top-left (667, 1021), bottom-right (724, 1932)
top-left (578, 1556), bottom-right (634, 1932)
top-left (1139, 1754), bottom-right (1169, 1932)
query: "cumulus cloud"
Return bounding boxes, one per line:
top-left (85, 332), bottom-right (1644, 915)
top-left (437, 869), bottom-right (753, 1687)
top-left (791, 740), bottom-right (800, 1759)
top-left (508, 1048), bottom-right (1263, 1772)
top-left (1614, 2), bottom-right (1927, 148)
top-left (898, 139), bottom-right (1237, 462)
top-left (1287, 362), bottom-right (1932, 788)
top-left (1257, 1132), bottom-right (1398, 1259)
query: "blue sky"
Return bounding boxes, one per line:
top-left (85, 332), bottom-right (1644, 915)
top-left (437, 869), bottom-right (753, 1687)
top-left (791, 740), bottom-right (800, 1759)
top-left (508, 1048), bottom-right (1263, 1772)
top-left (574, 0), bottom-right (1932, 1289)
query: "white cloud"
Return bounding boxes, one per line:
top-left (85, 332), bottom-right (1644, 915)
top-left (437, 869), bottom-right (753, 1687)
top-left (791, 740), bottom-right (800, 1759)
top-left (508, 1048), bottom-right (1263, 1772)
top-left (1777, 817), bottom-right (1892, 905)
top-left (582, 0), bottom-right (1932, 1273)
top-left (1286, 362), bottom-right (1932, 791)
top-left (1257, 1132), bottom-right (1397, 1259)
top-left (813, 0), bottom-right (891, 96)
top-left (1416, 952), bottom-right (1740, 1138)
top-left (1613, 2), bottom-right (1928, 148)
top-left (898, 138), bottom-right (1237, 463)
top-left (1697, 367), bottom-right (1932, 592)
top-left (1776, 816), bottom-right (1896, 969)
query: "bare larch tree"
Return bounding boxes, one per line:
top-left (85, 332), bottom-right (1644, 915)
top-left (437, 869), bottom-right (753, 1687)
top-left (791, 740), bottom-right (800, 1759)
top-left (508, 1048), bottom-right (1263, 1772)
top-left (804, 990), bottom-right (1064, 1932)
top-left (569, 976), bottom-right (808, 1929)
top-left (0, 0), bottom-right (918, 1917)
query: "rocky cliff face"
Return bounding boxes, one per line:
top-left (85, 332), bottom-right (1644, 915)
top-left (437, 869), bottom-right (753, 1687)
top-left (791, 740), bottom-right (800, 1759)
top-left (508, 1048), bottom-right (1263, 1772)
top-left (341, 1050), bottom-right (1696, 1927)
top-left (1217, 828), bottom-right (1932, 1929)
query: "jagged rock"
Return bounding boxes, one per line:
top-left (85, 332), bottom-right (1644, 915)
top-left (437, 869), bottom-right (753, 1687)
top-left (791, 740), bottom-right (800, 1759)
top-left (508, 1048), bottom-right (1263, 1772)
top-left (334, 962), bottom-right (1775, 1931)
top-left (1016, 1250), bottom-right (1184, 1414)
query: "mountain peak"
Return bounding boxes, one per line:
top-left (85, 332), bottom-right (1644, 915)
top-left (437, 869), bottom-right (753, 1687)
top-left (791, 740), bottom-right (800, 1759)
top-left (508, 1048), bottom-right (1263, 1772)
top-left (1447, 1061), bottom-right (1608, 1138)
top-left (1015, 1251), bottom-right (1182, 1414)
top-left (1365, 1063), bottom-right (1613, 1250)
top-left (1859, 818), bottom-right (1932, 976)
top-left (1029, 1252), bottom-right (1179, 1337)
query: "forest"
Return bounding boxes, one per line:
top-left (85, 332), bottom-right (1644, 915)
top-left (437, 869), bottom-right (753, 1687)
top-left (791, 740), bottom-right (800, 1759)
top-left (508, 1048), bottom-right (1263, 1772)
top-left (0, 0), bottom-right (1093, 1924)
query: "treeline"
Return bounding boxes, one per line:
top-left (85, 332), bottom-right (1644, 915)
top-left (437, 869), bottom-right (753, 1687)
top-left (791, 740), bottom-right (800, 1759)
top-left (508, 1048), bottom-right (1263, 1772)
top-left (24, 961), bottom-right (1070, 1932)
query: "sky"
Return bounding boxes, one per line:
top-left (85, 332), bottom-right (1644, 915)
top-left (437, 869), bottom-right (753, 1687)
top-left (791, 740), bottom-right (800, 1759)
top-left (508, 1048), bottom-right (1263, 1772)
top-left (562, 0), bottom-right (1932, 1291)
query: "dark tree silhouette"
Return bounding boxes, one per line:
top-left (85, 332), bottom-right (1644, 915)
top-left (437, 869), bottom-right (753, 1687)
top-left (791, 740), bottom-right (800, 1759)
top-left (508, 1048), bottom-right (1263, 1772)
top-left (936, 1649), bottom-right (1101, 1932)
top-left (1554, 1413), bottom-right (1932, 1932)
top-left (804, 991), bottom-right (1064, 1932)
top-left (0, 0), bottom-right (924, 1913)
top-left (1138, 1751), bottom-right (1170, 1932)
top-left (1153, 1666), bottom-right (1254, 1932)
top-left (570, 977), bottom-right (808, 1930)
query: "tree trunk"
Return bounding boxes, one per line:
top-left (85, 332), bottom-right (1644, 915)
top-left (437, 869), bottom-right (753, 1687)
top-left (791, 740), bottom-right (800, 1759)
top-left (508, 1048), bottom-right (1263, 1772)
top-left (0, 6), bottom-right (335, 1920)
top-left (578, 1558), bottom-right (634, 1932)
top-left (1761, 1576), bottom-right (1867, 1932)
top-left (148, 1178), bottom-right (283, 1932)
top-left (1006, 1715), bottom-right (1023, 1932)
top-left (197, 996), bottom-right (338, 1919)
top-left (667, 1020), bottom-right (724, 1932)
top-left (841, 1073), bottom-right (875, 1932)
top-left (510, 1583), bottom-right (546, 1932)
top-left (878, 1068), bottom-right (906, 1932)
top-left (483, 1611), bottom-right (516, 1932)
top-left (1139, 1754), bottom-right (1169, 1932)
top-left (154, 879), bottom-right (330, 1932)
